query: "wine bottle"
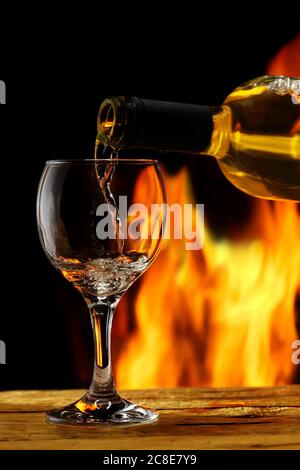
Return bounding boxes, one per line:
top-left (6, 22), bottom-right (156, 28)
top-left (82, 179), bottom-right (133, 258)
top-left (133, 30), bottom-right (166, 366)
top-left (96, 76), bottom-right (300, 201)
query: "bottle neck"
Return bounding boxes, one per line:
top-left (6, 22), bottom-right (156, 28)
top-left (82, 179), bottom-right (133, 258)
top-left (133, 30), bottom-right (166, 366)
top-left (97, 96), bottom-right (215, 154)
top-left (203, 105), bottom-right (231, 159)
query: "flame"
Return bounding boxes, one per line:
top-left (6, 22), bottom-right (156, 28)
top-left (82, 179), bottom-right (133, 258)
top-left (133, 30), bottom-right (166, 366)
top-left (115, 168), bottom-right (300, 387)
top-left (113, 37), bottom-right (300, 388)
top-left (268, 34), bottom-right (300, 76)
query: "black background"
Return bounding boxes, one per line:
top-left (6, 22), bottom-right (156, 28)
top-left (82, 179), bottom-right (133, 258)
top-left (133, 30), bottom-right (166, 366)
top-left (0, 13), bottom-right (299, 390)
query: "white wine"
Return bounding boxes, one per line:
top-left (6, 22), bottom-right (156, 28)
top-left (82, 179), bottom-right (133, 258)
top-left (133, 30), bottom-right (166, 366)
top-left (96, 76), bottom-right (300, 201)
top-left (56, 253), bottom-right (149, 297)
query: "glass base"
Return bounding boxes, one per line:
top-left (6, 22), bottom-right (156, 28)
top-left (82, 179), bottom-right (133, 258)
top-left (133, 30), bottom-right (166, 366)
top-left (46, 395), bottom-right (159, 426)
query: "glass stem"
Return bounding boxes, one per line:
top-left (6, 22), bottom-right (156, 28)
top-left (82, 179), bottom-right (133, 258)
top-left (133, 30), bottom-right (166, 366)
top-left (85, 295), bottom-right (120, 403)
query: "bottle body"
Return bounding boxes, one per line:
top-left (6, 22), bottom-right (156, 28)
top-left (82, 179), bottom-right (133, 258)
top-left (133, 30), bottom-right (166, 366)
top-left (96, 76), bottom-right (300, 201)
top-left (210, 76), bottom-right (300, 201)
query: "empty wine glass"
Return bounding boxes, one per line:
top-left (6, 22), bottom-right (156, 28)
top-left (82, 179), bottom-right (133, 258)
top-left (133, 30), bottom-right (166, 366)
top-left (37, 159), bottom-right (166, 425)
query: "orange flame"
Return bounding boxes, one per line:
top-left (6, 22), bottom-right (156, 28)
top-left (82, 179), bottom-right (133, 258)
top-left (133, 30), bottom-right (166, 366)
top-left (113, 37), bottom-right (300, 388)
top-left (115, 168), bottom-right (300, 388)
top-left (268, 34), bottom-right (300, 76)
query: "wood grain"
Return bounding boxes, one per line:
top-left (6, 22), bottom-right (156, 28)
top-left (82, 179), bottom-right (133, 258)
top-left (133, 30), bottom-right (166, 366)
top-left (0, 386), bottom-right (299, 450)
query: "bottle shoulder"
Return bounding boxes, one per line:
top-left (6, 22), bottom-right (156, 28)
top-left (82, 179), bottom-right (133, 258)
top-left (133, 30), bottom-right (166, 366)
top-left (224, 75), bottom-right (300, 104)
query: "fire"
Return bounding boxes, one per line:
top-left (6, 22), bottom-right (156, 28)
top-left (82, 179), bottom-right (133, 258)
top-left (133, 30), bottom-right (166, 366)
top-left (113, 37), bottom-right (300, 388)
top-left (114, 168), bottom-right (300, 388)
top-left (268, 34), bottom-right (300, 77)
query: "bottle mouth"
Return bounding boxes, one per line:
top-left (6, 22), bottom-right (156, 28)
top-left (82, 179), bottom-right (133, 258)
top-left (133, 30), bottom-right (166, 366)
top-left (98, 101), bottom-right (115, 135)
top-left (97, 97), bottom-right (127, 146)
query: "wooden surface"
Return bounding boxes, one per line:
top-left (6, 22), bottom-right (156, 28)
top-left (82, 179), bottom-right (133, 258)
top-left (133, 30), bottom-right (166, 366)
top-left (0, 386), bottom-right (299, 450)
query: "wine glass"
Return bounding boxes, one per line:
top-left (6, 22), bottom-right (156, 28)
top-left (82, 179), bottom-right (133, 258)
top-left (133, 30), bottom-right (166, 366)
top-left (37, 159), bottom-right (166, 425)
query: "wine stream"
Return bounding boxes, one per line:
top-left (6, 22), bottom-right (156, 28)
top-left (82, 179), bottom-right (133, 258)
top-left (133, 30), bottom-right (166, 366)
top-left (94, 141), bottom-right (124, 255)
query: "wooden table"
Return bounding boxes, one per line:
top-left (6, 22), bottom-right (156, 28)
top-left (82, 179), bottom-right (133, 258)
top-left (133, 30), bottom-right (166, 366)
top-left (0, 387), bottom-right (299, 450)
